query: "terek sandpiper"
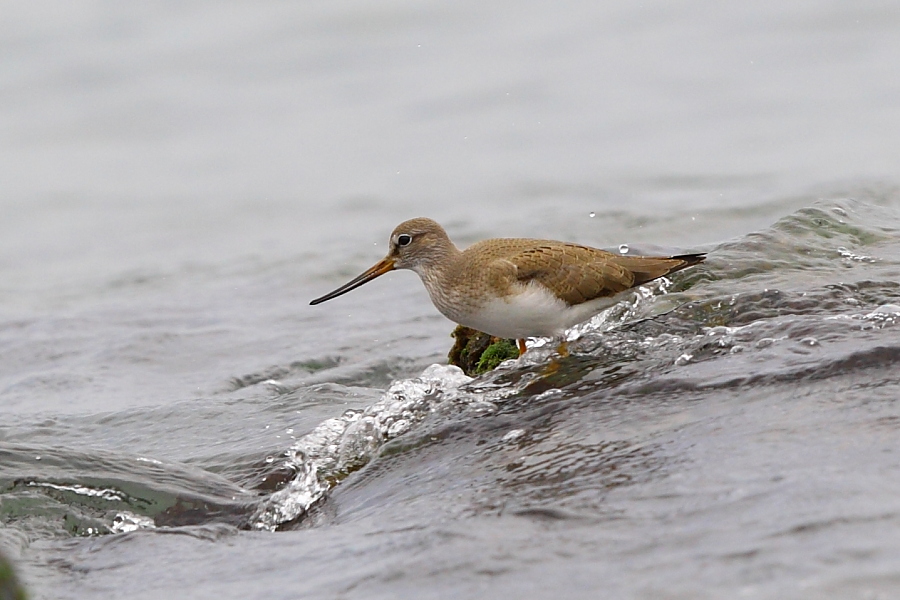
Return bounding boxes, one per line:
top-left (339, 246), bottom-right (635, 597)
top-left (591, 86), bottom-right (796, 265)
top-left (310, 218), bottom-right (705, 355)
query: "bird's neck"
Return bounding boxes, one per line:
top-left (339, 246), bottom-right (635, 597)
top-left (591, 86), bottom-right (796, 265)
top-left (412, 241), bottom-right (463, 301)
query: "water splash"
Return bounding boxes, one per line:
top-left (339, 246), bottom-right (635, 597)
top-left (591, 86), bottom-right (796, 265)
top-left (825, 304), bottom-right (900, 331)
top-left (110, 512), bottom-right (156, 534)
top-left (837, 246), bottom-right (877, 262)
top-left (568, 277), bottom-right (674, 343)
top-left (24, 481), bottom-right (125, 502)
top-left (251, 364), bottom-right (473, 530)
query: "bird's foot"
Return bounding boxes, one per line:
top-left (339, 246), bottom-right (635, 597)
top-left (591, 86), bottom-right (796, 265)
top-left (517, 339), bottom-right (569, 359)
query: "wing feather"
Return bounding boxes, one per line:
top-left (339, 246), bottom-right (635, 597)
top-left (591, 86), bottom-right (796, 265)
top-left (462, 239), bottom-right (704, 307)
top-left (504, 244), bottom-right (634, 305)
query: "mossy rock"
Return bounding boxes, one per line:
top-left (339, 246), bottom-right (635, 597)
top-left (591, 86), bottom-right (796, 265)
top-left (0, 551), bottom-right (27, 600)
top-left (448, 326), bottom-right (519, 376)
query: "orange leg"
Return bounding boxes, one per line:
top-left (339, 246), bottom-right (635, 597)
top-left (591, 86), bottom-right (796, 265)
top-left (556, 340), bottom-right (569, 357)
top-left (517, 339), bottom-right (528, 356)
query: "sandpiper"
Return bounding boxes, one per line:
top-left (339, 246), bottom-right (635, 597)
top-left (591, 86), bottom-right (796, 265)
top-left (310, 218), bottom-right (705, 355)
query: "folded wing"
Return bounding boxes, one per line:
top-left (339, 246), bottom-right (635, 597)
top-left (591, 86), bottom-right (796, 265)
top-left (501, 244), bottom-right (704, 306)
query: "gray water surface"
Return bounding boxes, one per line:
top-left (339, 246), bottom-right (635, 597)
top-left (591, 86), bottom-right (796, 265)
top-left (2, 2), bottom-right (900, 599)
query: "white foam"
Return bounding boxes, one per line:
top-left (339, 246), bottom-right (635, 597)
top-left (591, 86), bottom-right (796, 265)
top-left (251, 364), bottom-right (473, 531)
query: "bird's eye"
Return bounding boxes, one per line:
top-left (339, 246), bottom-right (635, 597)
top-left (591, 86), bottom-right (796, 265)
top-left (397, 234), bottom-right (412, 247)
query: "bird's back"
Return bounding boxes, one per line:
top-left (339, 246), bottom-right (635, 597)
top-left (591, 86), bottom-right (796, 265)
top-left (448, 238), bottom-right (703, 306)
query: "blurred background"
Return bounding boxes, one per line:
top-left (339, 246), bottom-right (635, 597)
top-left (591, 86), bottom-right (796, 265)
top-left (2, 1), bottom-right (900, 598)
top-left (3, 1), bottom-right (898, 304)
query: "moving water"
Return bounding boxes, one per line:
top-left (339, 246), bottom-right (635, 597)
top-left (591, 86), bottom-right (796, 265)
top-left (2, 2), bottom-right (900, 598)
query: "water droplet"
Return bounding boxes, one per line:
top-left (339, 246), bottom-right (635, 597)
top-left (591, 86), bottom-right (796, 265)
top-left (674, 353), bottom-right (693, 366)
top-left (800, 337), bottom-right (819, 346)
top-left (589, 212), bottom-right (596, 218)
top-left (502, 429), bottom-right (526, 443)
top-left (265, 455), bottom-right (275, 464)
top-left (618, 244), bottom-right (629, 254)
top-left (35, 455), bottom-right (41, 460)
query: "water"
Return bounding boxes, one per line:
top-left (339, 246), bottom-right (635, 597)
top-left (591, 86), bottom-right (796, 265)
top-left (2, 1), bottom-right (900, 598)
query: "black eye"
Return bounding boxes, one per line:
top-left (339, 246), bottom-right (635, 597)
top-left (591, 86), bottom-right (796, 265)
top-left (397, 234), bottom-right (412, 247)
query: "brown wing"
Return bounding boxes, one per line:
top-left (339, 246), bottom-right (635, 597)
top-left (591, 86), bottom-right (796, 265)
top-left (502, 244), bottom-right (705, 306)
top-left (499, 244), bottom-right (633, 305)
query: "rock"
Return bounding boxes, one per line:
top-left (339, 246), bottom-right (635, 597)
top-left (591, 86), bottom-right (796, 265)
top-left (448, 326), bottom-right (519, 376)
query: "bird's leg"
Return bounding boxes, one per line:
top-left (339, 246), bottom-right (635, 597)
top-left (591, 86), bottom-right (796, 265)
top-left (539, 338), bottom-right (569, 376)
top-left (517, 339), bottom-right (528, 356)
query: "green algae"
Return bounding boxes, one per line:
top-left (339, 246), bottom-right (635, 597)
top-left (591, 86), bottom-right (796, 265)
top-left (448, 325), bottom-right (518, 376)
top-left (474, 339), bottom-right (519, 374)
top-left (0, 552), bottom-right (27, 600)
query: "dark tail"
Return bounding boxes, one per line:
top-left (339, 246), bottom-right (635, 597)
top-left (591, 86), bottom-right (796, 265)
top-left (613, 252), bottom-right (707, 287)
top-left (670, 253), bottom-right (706, 268)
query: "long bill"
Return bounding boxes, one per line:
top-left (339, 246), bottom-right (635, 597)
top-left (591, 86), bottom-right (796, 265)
top-left (309, 257), bottom-right (396, 305)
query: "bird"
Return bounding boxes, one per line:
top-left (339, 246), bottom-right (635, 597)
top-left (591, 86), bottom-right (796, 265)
top-left (310, 217), bottom-right (705, 356)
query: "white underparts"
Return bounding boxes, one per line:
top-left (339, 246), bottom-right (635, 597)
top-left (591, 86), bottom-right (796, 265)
top-left (457, 280), bottom-right (621, 339)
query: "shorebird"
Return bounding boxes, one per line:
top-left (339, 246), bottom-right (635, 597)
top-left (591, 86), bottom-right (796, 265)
top-left (310, 218), bottom-right (705, 356)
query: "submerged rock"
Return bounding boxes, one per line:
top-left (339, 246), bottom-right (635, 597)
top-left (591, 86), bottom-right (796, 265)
top-left (448, 325), bottom-right (519, 376)
top-left (0, 551), bottom-right (27, 600)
